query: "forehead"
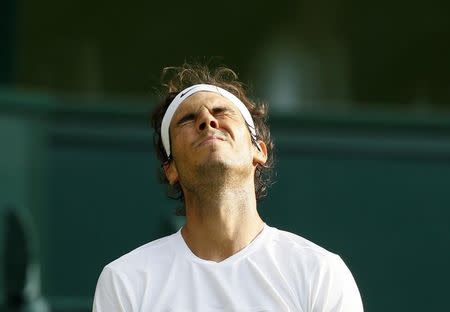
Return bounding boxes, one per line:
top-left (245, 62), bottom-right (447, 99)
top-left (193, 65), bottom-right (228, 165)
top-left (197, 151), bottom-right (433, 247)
top-left (173, 91), bottom-right (236, 116)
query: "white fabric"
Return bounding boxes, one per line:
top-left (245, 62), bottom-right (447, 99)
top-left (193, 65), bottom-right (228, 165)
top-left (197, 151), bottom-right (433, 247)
top-left (93, 224), bottom-right (364, 312)
top-left (161, 84), bottom-right (257, 158)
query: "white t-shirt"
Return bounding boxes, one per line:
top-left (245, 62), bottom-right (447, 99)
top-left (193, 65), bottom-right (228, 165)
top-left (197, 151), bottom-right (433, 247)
top-left (93, 224), bottom-right (363, 312)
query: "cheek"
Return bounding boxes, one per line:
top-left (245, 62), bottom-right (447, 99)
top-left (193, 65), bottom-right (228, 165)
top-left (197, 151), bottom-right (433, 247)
top-left (235, 123), bottom-right (253, 142)
top-left (227, 120), bottom-right (248, 138)
top-left (172, 137), bottom-right (186, 156)
top-left (232, 127), bottom-right (254, 154)
top-left (171, 129), bottom-right (196, 158)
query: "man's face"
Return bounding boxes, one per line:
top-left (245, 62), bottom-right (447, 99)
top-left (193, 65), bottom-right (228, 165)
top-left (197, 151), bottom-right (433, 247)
top-left (164, 91), bottom-right (267, 186)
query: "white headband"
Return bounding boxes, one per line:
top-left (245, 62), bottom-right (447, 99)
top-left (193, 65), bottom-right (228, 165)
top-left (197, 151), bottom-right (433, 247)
top-left (161, 84), bottom-right (257, 158)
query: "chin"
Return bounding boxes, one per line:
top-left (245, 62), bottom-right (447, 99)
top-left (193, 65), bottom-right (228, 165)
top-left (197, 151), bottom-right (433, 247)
top-left (196, 153), bottom-right (230, 170)
top-left (195, 162), bottom-right (227, 180)
top-left (204, 155), bottom-right (229, 167)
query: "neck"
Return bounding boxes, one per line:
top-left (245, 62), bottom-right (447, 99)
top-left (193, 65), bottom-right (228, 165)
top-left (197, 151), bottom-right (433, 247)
top-left (181, 182), bottom-right (264, 262)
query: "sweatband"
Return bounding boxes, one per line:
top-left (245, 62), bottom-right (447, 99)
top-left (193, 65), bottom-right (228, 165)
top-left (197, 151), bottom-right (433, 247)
top-left (161, 84), bottom-right (257, 158)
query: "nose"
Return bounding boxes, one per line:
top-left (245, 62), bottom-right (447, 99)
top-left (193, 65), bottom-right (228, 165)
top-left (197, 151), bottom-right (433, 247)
top-left (196, 108), bottom-right (218, 131)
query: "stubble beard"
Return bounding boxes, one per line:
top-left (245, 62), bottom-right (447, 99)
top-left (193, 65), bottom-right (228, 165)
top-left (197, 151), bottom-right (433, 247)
top-left (181, 156), bottom-right (253, 205)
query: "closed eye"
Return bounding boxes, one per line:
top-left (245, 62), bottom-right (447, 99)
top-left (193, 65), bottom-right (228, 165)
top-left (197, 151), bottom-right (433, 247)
top-left (212, 106), bottom-right (235, 117)
top-left (176, 113), bottom-right (196, 125)
top-left (176, 106), bottom-right (236, 126)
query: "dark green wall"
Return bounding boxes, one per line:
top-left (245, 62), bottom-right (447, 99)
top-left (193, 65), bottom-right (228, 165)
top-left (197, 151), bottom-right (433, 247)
top-left (1, 91), bottom-right (450, 311)
top-left (0, 0), bottom-right (16, 85)
top-left (15, 1), bottom-right (450, 107)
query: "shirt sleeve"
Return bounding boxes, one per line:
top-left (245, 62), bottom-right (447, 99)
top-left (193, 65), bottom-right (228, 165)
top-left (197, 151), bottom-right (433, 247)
top-left (309, 254), bottom-right (364, 312)
top-left (92, 266), bottom-right (135, 312)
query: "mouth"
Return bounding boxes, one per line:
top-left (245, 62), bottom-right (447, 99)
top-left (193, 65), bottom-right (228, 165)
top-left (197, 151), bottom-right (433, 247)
top-left (197, 135), bottom-right (226, 146)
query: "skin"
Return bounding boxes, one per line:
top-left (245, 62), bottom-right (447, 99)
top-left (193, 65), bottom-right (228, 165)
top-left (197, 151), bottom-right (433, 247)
top-left (164, 91), bottom-right (268, 262)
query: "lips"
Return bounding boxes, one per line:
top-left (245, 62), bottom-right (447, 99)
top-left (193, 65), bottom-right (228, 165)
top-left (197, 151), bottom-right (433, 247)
top-left (196, 133), bottom-right (226, 147)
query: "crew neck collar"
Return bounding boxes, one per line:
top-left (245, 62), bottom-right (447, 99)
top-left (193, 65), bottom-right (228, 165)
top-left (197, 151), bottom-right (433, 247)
top-left (173, 223), bottom-right (270, 266)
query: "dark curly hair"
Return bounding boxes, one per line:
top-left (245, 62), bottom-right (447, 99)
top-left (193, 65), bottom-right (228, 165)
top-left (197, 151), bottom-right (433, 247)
top-left (151, 63), bottom-right (275, 216)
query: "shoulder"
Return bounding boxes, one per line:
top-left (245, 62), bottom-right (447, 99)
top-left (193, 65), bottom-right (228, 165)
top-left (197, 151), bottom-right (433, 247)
top-left (266, 226), bottom-right (363, 311)
top-left (267, 226), bottom-right (353, 275)
top-left (267, 226), bottom-right (336, 262)
top-left (93, 233), bottom-right (179, 311)
top-left (105, 232), bottom-right (177, 275)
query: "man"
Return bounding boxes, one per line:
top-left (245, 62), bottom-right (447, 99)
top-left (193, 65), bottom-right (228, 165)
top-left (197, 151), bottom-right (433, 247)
top-left (93, 64), bottom-right (364, 311)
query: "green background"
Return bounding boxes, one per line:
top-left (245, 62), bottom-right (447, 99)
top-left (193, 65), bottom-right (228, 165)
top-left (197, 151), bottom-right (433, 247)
top-left (1, 93), bottom-right (450, 311)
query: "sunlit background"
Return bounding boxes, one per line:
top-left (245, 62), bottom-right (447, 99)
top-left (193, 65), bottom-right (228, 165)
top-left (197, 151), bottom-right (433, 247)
top-left (1, 0), bottom-right (450, 311)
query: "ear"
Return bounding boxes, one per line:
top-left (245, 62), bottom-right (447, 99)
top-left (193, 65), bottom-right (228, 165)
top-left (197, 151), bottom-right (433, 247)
top-left (253, 140), bottom-right (268, 166)
top-left (163, 161), bottom-right (179, 185)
